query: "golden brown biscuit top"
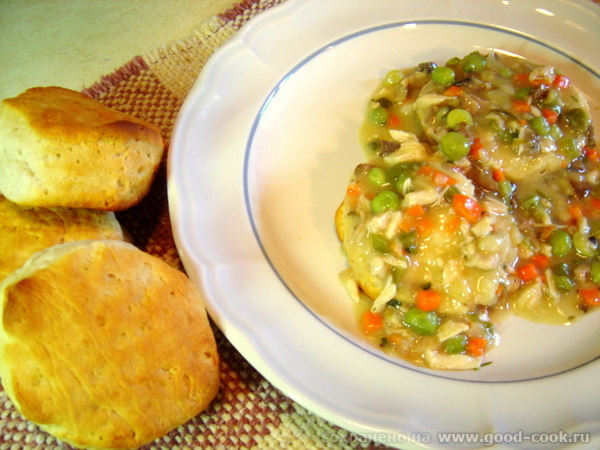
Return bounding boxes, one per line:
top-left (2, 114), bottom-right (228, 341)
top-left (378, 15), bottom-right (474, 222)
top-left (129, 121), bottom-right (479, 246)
top-left (0, 195), bottom-right (124, 281)
top-left (0, 240), bottom-right (220, 449)
top-left (2, 86), bottom-right (162, 143)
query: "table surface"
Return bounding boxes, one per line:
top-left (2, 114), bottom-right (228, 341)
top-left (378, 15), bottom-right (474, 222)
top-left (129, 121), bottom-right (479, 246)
top-left (0, 0), bottom-right (237, 101)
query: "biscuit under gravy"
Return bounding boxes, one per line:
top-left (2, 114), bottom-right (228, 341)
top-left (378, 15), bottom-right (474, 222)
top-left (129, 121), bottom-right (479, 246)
top-left (0, 86), bottom-right (164, 211)
top-left (0, 240), bottom-right (220, 449)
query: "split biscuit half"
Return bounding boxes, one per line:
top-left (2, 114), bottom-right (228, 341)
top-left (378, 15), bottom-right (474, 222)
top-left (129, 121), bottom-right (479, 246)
top-left (0, 239), bottom-right (220, 449)
top-left (0, 194), bottom-right (124, 283)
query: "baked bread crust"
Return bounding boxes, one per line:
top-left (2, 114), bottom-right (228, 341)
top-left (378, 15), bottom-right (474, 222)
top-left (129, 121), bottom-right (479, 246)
top-left (0, 240), bottom-right (220, 449)
top-left (0, 195), bottom-right (123, 282)
top-left (0, 87), bottom-right (164, 211)
top-left (335, 199), bottom-right (385, 301)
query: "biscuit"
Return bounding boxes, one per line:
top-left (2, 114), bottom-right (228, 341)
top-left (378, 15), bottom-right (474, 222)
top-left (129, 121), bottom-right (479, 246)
top-left (0, 87), bottom-right (164, 211)
top-left (0, 195), bottom-right (124, 282)
top-left (335, 199), bottom-right (385, 301)
top-left (0, 240), bottom-right (220, 449)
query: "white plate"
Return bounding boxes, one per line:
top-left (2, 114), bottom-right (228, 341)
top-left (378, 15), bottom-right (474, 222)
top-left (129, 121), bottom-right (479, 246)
top-left (168, 0), bottom-right (600, 448)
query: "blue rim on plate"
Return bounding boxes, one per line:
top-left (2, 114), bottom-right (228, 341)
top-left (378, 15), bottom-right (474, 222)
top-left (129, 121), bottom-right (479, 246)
top-left (244, 19), bottom-right (600, 385)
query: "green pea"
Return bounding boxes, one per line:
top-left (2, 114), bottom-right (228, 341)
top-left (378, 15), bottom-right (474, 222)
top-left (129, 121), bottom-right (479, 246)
top-left (445, 56), bottom-right (461, 67)
top-left (548, 229), bottom-right (573, 257)
top-left (446, 108), bottom-right (473, 129)
top-left (369, 106), bottom-right (389, 125)
top-left (521, 194), bottom-right (540, 211)
top-left (372, 233), bottom-right (391, 253)
top-left (563, 108), bottom-right (590, 133)
top-left (367, 166), bottom-right (386, 187)
top-left (560, 137), bottom-right (582, 161)
top-left (552, 262), bottom-right (571, 277)
top-left (387, 161), bottom-right (423, 182)
top-left (573, 230), bottom-right (597, 257)
top-left (542, 88), bottom-right (561, 107)
top-left (403, 307), bottom-right (440, 335)
top-left (554, 274), bottom-right (575, 291)
top-left (399, 230), bottom-right (417, 254)
top-left (530, 116), bottom-right (551, 136)
top-left (395, 174), bottom-right (413, 194)
top-left (591, 261), bottom-right (600, 285)
top-left (386, 162), bottom-right (421, 181)
top-left (498, 180), bottom-right (515, 201)
top-left (371, 190), bottom-right (400, 214)
top-left (431, 66), bottom-right (456, 85)
top-left (552, 263), bottom-right (574, 291)
top-left (387, 162), bottom-right (420, 193)
top-left (549, 124), bottom-right (563, 140)
top-left (444, 334), bottom-right (468, 354)
top-left (383, 69), bottom-right (404, 86)
top-left (440, 131), bottom-right (470, 161)
top-left (463, 53), bottom-right (487, 72)
top-left (515, 87), bottom-right (532, 99)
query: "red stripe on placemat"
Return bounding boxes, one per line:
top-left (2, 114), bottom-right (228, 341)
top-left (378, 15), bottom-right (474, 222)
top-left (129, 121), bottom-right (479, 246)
top-left (82, 55), bottom-right (149, 100)
top-left (219, 0), bottom-right (287, 26)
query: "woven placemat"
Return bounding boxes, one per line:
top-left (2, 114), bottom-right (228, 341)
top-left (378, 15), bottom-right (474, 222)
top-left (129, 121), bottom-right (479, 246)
top-left (0, 1), bottom-right (389, 449)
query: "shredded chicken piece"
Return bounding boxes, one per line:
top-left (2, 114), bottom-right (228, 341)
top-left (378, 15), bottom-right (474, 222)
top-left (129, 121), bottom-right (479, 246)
top-left (371, 276), bottom-right (397, 313)
top-left (513, 279), bottom-right (543, 309)
top-left (384, 211), bottom-right (403, 239)
top-left (366, 210), bottom-right (392, 234)
top-left (481, 196), bottom-right (509, 215)
top-left (424, 350), bottom-right (481, 370)
top-left (436, 320), bottom-right (469, 342)
top-left (384, 130), bottom-right (429, 164)
top-left (339, 269), bottom-right (360, 303)
top-left (402, 188), bottom-right (440, 207)
top-left (470, 214), bottom-right (495, 238)
top-left (370, 255), bottom-right (389, 279)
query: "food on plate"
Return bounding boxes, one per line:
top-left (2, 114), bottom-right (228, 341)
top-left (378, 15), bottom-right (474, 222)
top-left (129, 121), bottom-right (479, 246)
top-left (338, 51), bottom-right (599, 370)
top-left (0, 240), bottom-right (220, 449)
top-left (0, 86), bottom-right (164, 211)
top-left (360, 51), bottom-right (594, 182)
top-left (336, 152), bottom-right (520, 369)
top-left (0, 194), bottom-right (124, 282)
